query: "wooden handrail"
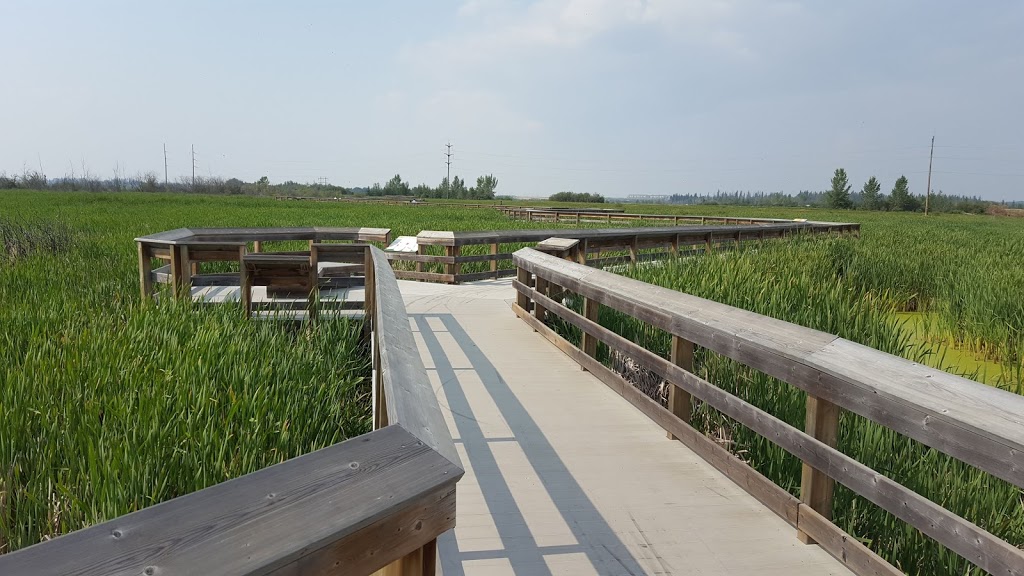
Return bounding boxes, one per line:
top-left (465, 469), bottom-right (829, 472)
top-left (512, 247), bottom-right (1024, 576)
top-left (366, 246), bottom-right (462, 469)
top-left (2, 241), bottom-right (463, 575)
top-left (0, 426), bottom-right (460, 576)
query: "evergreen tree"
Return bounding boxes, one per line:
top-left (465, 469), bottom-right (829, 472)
top-left (860, 176), bottom-right (882, 210)
top-left (889, 175), bottom-right (913, 211)
top-left (826, 168), bottom-right (853, 209)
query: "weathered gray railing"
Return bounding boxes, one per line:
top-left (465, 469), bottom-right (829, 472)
top-left (498, 206), bottom-right (820, 226)
top-left (512, 247), bottom-right (1024, 576)
top-left (389, 221), bottom-right (858, 284)
top-left (0, 245), bottom-right (462, 575)
top-left (136, 226), bottom-right (391, 298)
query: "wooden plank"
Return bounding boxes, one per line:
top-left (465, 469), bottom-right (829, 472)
top-left (386, 252), bottom-right (456, 264)
top-left (369, 246), bottom-right (463, 470)
top-left (513, 279), bottom-right (1024, 576)
top-left (798, 395), bottom-right (840, 544)
top-left (392, 270), bottom-right (456, 283)
top-left (513, 248), bottom-right (1024, 490)
top-left (666, 336), bottom-right (694, 439)
top-left (797, 504), bottom-right (903, 576)
top-left (490, 242), bottom-right (499, 277)
top-left (0, 426), bottom-right (461, 576)
top-left (454, 252), bottom-right (514, 264)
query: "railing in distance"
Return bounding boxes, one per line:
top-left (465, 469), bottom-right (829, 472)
top-left (0, 245), bottom-right (463, 576)
top-left (387, 221), bottom-right (859, 285)
top-left (511, 246), bottom-right (1024, 576)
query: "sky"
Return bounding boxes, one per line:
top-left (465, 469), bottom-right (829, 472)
top-left (1, 1), bottom-right (1022, 200)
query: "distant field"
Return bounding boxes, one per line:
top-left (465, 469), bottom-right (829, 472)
top-left (2, 190), bottom-right (1021, 567)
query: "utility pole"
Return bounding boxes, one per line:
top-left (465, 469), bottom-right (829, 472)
top-left (191, 144), bottom-right (196, 189)
top-left (163, 144), bottom-right (168, 188)
top-left (445, 142), bottom-right (453, 199)
top-left (925, 135), bottom-right (934, 216)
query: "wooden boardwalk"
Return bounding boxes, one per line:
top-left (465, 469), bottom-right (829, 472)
top-left (399, 279), bottom-right (851, 576)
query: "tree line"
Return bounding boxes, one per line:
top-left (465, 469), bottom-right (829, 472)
top-left (823, 168), bottom-right (989, 213)
top-left (548, 191), bottom-right (606, 203)
top-left (363, 173), bottom-right (499, 200)
top-left (0, 167), bottom-right (500, 200)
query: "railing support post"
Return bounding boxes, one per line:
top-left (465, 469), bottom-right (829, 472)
top-left (666, 336), bottom-right (694, 439)
top-left (516, 266), bottom-right (532, 312)
top-left (169, 245), bottom-right (184, 299)
top-left (534, 276), bottom-right (548, 325)
top-left (490, 242), bottom-right (499, 278)
top-left (581, 297), bottom-right (600, 370)
top-left (137, 242), bottom-right (153, 300)
top-left (798, 394), bottom-right (840, 544)
top-left (446, 245), bottom-right (460, 284)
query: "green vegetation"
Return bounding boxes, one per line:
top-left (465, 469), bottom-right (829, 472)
top-left (545, 210), bottom-right (1023, 575)
top-left (548, 191), bottom-right (606, 203)
top-left (2, 190), bottom-right (1022, 572)
top-left (825, 168), bottom-right (853, 209)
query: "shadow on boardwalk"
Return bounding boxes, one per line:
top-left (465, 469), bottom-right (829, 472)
top-left (414, 313), bottom-right (649, 576)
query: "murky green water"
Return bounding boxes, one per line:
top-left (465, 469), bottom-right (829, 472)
top-left (895, 312), bottom-right (1017, 388)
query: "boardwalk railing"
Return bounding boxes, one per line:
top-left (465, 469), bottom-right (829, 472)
top-left (498, 207), bottom-right (818, 226)
top-left (0, 245), bottom-right (463, 576)
top-left (389, 221), bottom-right (858, 284)
top-left (136, 226), bottom-right (391, 298)
top-left (512, 247), bottom-right (1024, 576)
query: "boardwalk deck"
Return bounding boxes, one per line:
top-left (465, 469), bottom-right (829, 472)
top-left (398, 279), bottom-right (851, 576)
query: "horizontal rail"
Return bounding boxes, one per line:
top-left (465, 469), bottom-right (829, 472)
top-left (512, 247), bottom-right (1024, 575)
top-left (0, 426), bottom-right (460, 575)
top-left (367, 246), bottom-right (463, 469)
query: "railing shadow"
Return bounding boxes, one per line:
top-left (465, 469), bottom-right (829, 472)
top-left (412, 313), bottom-right (648, 576)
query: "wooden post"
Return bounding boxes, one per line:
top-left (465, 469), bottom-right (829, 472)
top-left (169, 245), bottom-right (184, 299)
top-left (137, 243), bottom-right (153, 301)
top-left (555, 212), bottom-right (560, 223)
top-left (374, 539), bottom-right (436, 576)
top-left (666, 336), bottom-right (694, 439)
top-left (446, 245), bottom-right (460, 284)
top-left (179, 246), bottom-right (193, 294)
top-left (490, 242), bottom-right (499, 278)
top-left (628, 237), bottom-right (638, 264)
top-left (670, 234), bottom-right (679, 257)
top-left (798, 395), bottom-right (840, 544)
top-left (705, 233), bottom-right (713, 253)
top-left (575, 212), bottom-right (580, 225)
top-left (416, 244), bottom-right (425, 274)
top-left (516, 266), bottom-right (532, 312)
top-left (239, 260), bottom-right (252, 318)
top-left (253, 240), bottom-right (262, 253)
top-left (533, 276), bottom-right (548, 325)
top-left (581, 297), bottom-right (599, 368)
top-left (576, 239), bottom-right (588, 266)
